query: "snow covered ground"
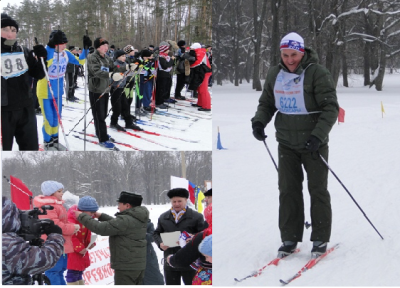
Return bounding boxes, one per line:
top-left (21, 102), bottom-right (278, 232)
top-left (212, 73), bottom-right (400, 286)
top-left (24, 75), bottom-right (212, 151)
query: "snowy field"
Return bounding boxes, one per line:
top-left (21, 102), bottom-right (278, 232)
top-left (23, 75), bottom-right (212, 151)
top-left (212, 73), bottom-right (400, 286)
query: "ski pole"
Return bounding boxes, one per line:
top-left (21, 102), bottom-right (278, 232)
top-left (263, 139), bottom-right (278, 171)
top-left (319, 154), bottom-right (384, 240)
top-left (84, 29), bottom-right (89, 151)
top-left (35, 38), bottom-right (70, 151)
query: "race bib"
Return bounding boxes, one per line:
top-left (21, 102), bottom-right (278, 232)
top-left (274, 68), bottom-right (320, 115)
top-left (48, 51), bottom-right (68, 79)
top-left (1, 52), bottom-right (28, 79)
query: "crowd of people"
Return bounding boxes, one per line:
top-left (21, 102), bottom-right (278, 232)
top-left (2, 181), bottom-right (213, 285)
top-left (1, 13), bottom-right (213, 151)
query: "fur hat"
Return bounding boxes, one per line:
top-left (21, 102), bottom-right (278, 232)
top-left (78, 196), bottom-right (99, 212)
top-left (141, 49), bottom-right (152, 58)
top-left (1, 13), bottom-right (18, 32)
top-left (177, 40), bottom-right (186, 47)
top-left (167, 188), bottom-right (189, 199)
top-left (159, 41), bottom-right (170, 53)
top-left (190, 43), bottom-right (201, 49)
top-left (94, 37), bottom-right (109, 49)
top-left (117, 191), bottom-right (143, 207)
top-left (41, 180), bottom-right (64, 196)
top-left (199, 235), bottom-right (212, 257)
top-left (114, 49), bottom-right (125, 60)
top-left (204, 189), bottom-right (212, 197)
top-left (280, 32), bottom-right (305, 53)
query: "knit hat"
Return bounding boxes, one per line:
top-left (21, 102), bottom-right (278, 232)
top-left (199, 235), bottom-right (212, 257)
top-left (94, 37), bottom-right (109, 49)
top-left (78, 196), bottom-right (99, 212)
top-left (280, 32), bottom-right (305, 53)
top-left (117, 191), bottom-right (143, 207)
top-left (204, 189), bottom-right (212, 197)
top-left (41, 180), bottom-right (64, 196)
top-left (1, 13), bottom-right (18, 32)
top-left (167, 188), bottom-right (189, 199)
top-left (159, 41), bottom-right (170, 53)
top-left (114, 49), bottom-right (125, 60)
top-left (190, 43), bottom-right (201, 49)
top-left (141, 49), bottom-right (152, 58)
top-left (68, 46), bottom-right (76, 51)
top-left (123, 45), bottom-right (134, 54)
top-left (177, 40), bottom-right (186, 47)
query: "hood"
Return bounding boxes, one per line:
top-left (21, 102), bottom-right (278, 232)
top-left (67, 204), bottom-right (79, 224)
top-left (119, 206), bottom-right (149, 224)
top-left (2, 197), bottom-right (21, 233)
top-left (33, 195), bottom-right (64, 208)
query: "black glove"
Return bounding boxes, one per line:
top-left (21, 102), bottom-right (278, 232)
top-left (83, 35), bottom-right (92, 49)
top-left (47, 31), bottom-right (64, 48)
top-left (43, 223), bottom-right (62, 236)
top-left (252, 121), bottom-right (267, 141)
top-left (33, 45), bottom-right (47, 59)
top-left (305, 135), bottom-right (321, 152)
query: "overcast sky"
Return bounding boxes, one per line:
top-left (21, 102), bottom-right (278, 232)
top-left (1, 0), bottom-right (23, 10)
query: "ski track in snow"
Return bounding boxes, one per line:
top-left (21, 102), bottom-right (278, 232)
top-left (212, 74), bottom-right (400, 286)
top-left (28, 76), bottom-right (212, 151)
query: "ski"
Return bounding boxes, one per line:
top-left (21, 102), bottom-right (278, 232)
top-left (136, 119), bottom-right (188, 131)
top-left (72, 135), bottom-right (120, 151)
top-left (135, 129), bottom-right (200, 143)
top-left (105, 126), bottom-right (178, 150)
top-left (234, 249), bottom-right (300, 283)
top-left (279, 243), bottom-right (340, 285)
top-left (167, 106), bottom-right (212, 119)
top-left (74, 131), bottom-right (141, 150)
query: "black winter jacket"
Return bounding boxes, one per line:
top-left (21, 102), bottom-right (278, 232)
top-left (1, 38), bottom-right (46, 110)
top-left (153, 207), bottom-right (207, 271)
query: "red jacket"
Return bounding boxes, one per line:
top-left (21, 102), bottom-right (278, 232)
top-left (66, 205), bottom-right (96, 271)
top-left (190, 48), bottom-right (211, 69)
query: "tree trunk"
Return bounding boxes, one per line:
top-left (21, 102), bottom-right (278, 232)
top-left (252, 0), bottom-right (267, 91)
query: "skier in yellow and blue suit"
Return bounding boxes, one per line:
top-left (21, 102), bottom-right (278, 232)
top-left (36, 30), bottom-right (92, 150)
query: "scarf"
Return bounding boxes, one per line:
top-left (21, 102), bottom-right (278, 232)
top-left (171, 206), bottom-right (187, 223)
top-left (159, 52), bottom-right (170, 62)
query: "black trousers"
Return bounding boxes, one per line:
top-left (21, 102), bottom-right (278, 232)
top-left (155, 76), bottom-right (172, 105)
top-left (89, 91), bottom-right (109, 143)
top-left (174, 73), bottom-right (186, 97)
top-left (67, 72), bottom-right (75, 99)
top-left (110, 87), bottom-right (132, 125)
top-left (1, 106), bottom-right (39, 151)
top-left (164, 268), bottom-right (196, 285)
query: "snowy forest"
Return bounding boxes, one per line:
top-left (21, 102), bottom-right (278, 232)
top-left (1, 0), bottom-right (212, 50)
top-left (2, 151), bottom-right (212, 206)
top-left (213, 0), bottom-right (400, 91)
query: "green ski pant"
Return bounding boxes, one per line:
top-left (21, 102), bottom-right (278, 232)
top-left (278, 143), bottom-right (332, 243)
top-left (114, 270), bottom-right (144, 285)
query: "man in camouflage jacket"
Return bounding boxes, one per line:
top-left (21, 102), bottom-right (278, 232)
top-left (2, 197), bottom-right (64, 285)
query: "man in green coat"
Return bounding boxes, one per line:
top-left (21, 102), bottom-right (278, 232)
top-left (251, 32), bottom-right (339, 259)
top-left (75, 191), bottom-right (149, 285)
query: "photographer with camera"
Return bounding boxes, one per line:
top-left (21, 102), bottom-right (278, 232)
top-left (33, 181), bottom-right (80, 285)
top-left (2, 197), bottom-right (65, 285)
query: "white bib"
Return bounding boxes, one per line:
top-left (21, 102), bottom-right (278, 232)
top-left (274, 68), bottom-right (320, 115)
top-left (1, 52), bottom-right (28, 79)
top-left (48, 51), bottom-right (68, 79)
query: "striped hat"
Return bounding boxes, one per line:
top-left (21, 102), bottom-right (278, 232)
top-left (280, 32), bottom-right (304, 53)
top-left (159, 41), bottom-right (170, 53)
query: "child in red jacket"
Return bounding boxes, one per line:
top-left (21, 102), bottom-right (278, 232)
top-left (66, 196), bottom-right (99, 285)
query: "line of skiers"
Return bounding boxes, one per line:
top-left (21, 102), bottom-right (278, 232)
top-left (1, 13), bottom-right (212, 151)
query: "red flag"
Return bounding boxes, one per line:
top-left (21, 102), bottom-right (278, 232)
top-left (10, 175), bottom-right (33, 210)
top-left (338, 107), bottom-right (345, 123)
